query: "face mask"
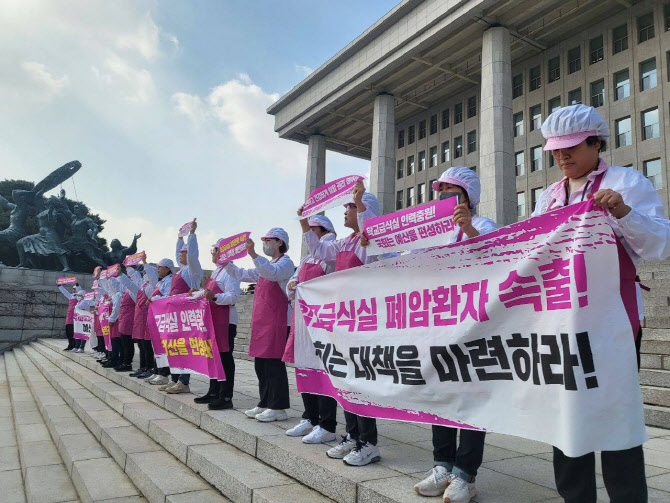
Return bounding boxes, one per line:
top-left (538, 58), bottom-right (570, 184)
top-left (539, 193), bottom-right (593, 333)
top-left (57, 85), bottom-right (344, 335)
top-left (262, 241), bottom-right (276, 256)
top-left (440, 192), bottom-right (460, 203)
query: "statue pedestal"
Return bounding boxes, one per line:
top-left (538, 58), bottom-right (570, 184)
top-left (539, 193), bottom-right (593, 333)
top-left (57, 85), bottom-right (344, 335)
top-left (0, 267), bottom-right (94, 352)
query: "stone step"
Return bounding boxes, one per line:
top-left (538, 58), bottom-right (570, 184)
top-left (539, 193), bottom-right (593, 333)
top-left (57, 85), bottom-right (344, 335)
top-left (639, 369), bottom-right (670, 388)
top-left (644, 404), bottom-right (670, 430)
top-left (641, 340), bottom-right (670, 356)
top-left (24, 343), bottom-right (334, 503)
top-left (643, 316), bottom-right (670, 329)
top-left (638, 259), bottom-right (670, 273)
top-left (11, 347), bottom-right (147, 503)
top-left (642, 385), bottom-right (670, 408)
top-left (643, 306), bottom-right (670, 318)
top-left (4, 351), bottom-right (80, 503)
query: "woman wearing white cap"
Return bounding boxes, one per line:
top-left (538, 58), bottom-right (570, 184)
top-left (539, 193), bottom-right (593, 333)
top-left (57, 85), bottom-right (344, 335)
top-left (298, 181), bottom-right (387, 467)
top-left (411, 166), bottom-right (497, 502)
top-left (192, 240), bottom-right (241, 411)
top-left (145, 258), bottom-right (176, 385)
top-left (103, 277), bottom-right (124, 368)
top-left (534, 104), bottom-right (670, 503)
top-left (284, 214), bottom-right (339, 444)
top-left (58, 283), bottom-right (83, 351)
top-left (223, 228), bottom-right (295, 422)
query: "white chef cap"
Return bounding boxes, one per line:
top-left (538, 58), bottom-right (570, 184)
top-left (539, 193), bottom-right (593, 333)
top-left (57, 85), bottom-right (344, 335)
top-left (541, 104), bottom-right (609, 151)
top-left (431, 166), bottom-right (481, 208)
top-left (307, 215), bottom-right (335, 232)
top-left (261, 228), bottom-right (289, 251)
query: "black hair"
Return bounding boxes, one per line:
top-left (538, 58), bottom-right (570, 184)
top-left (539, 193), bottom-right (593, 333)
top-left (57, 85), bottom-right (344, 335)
top-left (317, 225), bottom-right (328, 234)
top-left (586, 136), bottom-right (606, 153)
top-left (279, 242), bottom-right (288, 254)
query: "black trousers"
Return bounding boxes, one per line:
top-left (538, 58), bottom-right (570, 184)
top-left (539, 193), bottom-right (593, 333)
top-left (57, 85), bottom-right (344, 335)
top-left (220, 324), bottom-right (237, 399)
top-left (143, 340), bottom-right (155, 369)
top-left (65, 324), bottom-right (74, 349)
top-left (302, 393), bottom-right (337, 433)
top-left (553, 328), bottom-right (646, 502)
top-left (136, 340), bottom-right (147, 369)
top-left (432, 425), bottom-right (486, 479)
top-left (110, 337), bottom-right (122, 365)
top-left (120, 334), bottom-right (134, 365)
top-left (344, 411), bottom-right (377, 445)
top-left (95, 336), bottom-right (105, 352)
top-left (75, 339), bottom-right (86, 350)
top-left (255, 357), bottom-right (290, 410)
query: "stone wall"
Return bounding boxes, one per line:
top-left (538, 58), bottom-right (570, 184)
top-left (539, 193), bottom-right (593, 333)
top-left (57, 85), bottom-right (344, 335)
top-left (231, 293), bottom-right (253, 361)
top-left (0, 268), bottom-right (94, 352)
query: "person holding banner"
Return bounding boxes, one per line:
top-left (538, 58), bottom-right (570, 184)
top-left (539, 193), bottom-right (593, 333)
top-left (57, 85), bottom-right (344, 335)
top-left (146, 258), bottom-right (176, 386)
top-left (58, 282), bottom-right (83, 351)
top-left (192, 240), bottom-right (242, 410)
top-left (299, 181), bottom-right (386, 467)
top-left (284, 215), bottom-right (339, 444)
top-left (126, 259), bottom-right (159, 379)
top-left (533, 104), bottom-right (670, 503)
top-left (102, 278), bottom-right (124, 369)
top-left (114, 265), bottom-right (137, 372)
top-left (223, 228), bottom-right (294, 422)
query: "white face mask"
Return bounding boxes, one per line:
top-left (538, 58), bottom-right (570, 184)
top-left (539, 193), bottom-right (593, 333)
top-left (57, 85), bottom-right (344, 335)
top-left (262, 241), bottom-right (276, 257)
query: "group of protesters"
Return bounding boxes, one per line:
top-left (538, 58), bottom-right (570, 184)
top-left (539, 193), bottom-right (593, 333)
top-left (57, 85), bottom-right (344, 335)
top-left (56, 104), bottom-right (670, 503)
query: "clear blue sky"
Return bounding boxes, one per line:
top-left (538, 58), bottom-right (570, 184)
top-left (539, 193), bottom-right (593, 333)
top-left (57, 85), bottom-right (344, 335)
top-left (0, 0), bottom-right (397, 265)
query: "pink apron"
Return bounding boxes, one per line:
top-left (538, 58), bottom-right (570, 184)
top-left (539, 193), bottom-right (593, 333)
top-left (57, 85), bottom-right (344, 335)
top-left (335, 234), bottom-right (364, 272)
top-left (66, 297), bottom-right (77, 324)
top-left (282, 262), bottom-right (325, 363)
top-left (205, 271), bottom-right (231, 353)
top-left (98, 298), bottom-right (112, 350)
top-left (148, 285), bottom-right (164, 356)
top-left (547, 168), bottom-right (605, 211)
top-left (169, 270), bottom-right (190, 295)
top-left (93, 307), bottom-right (101, 336)
top-left (248, 257), bottom-right (289, 359)
top-left (118, 291), bottom-right (136, 336)
top-left (132, 283), bottom-right (150, 340)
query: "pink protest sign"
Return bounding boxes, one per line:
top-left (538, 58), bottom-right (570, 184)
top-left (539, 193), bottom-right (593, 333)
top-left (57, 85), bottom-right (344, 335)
top-left (123, 251), bottom-right (146, 266)
top-left (216, 232), bottom-right (250, 264)
top-left (57, 276), bottom-right (77, 286)
top-left (301, 175), bottom-right (364, 219)
top-left (106, 264), bottom-right (121, 278)
top-left (98, 301), bottom-right (112, 351)
top-left (73, 309), bottom-right (93, 340)
top-left (92, 280), bottom-right (99, 290)
top-left (84, 292), bottom-right (95, 300)
top-left (99, 270), bottom-right (108, 280)
top-left (146, 295), bottom-right (225, 380)
top-left (178, 218), bottom-right (197, 238)
top-left (363, 196), bottom-right (459, 253)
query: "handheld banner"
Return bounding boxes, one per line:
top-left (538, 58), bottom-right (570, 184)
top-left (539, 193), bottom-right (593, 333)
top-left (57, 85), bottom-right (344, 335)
top-left (147, 294), bottom-right (225, 380)
top-left (106, 264), bottom-right (121, 278)
top-left (301, 175), bottom-right (364, 219)
top-left (216, 232), bottom-right (250, 264)
top-left (73, 309), bottom-right (94, 340)
top-left (57, 276), bottom-right (77, 286)
top-left (178, 218), bottom-right (197, 238)
top-left (98, 302), bottom-right (112, 351)
top-left (363, 196), bottom-right (459, 254)
top-left (124, 251), bottom-right (146, 266)
top-left (295, 201), bottom-right (646, 458)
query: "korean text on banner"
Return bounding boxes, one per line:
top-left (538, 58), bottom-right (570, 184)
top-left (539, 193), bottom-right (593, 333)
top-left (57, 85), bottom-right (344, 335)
top-left (363, 196), bottom-right (459, 253)
top-left (73, 309), bottom-right (94, 340)
top-left (123, 251), bottom-right (146, 266)
top-left (98, 302), bottom-right (112, 351)
top-left (294, 201), bottom-right (646, 458)
top-left (106, 264), bottom-right (121, 278)
top-left (217, 232), bottom-right (250, 264)
top-left (301, 175), bottom-right (364, 219)
top-left (178, 218), bottom-right (197, 238)
top-left (57, 276), bottom-right (77, 286)
top-left (147, 294), bottom-right (225, 380)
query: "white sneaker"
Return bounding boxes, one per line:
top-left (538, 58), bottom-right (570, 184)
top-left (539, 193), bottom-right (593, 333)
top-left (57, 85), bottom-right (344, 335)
top-left (302, 425), bottom-right (337, 444)
top-left (166, 382), bottom-right (190, 394)
top-left (326, 435), bottom-right (357, 459)
top-left (245, 406), bottom-right (266, 418)
top-left (149, 375), bottom-right (169, 385)
top-left (286, 419), bottom-right (313, 437)
top-left (442, 474), bottom-right (476, 503)
top-left (158, 382), bottom-right (176, 391)
top-left (414, 466), bottom-right (451, 496)
top-left (255, 409), bottom-right (288, 422)
top-left (343, 442), bottom-right (381, 466)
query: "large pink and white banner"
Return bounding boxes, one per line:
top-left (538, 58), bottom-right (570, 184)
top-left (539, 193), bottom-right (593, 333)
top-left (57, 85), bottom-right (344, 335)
top-left (216, 232), bottom-right (250, 264)
top-left (97, 302), bottom-right (112, 350)
top-left (147, 295), bottom-right (225, 379)
top-left (294, 201), bottom-right (645, 457)
top-left (73, 309), bottom-right (94, 340)
top-left (301, 175), bottom-right (364, 219)
top-left (363, 196), bottom-right (459, 254)
top-left (57, 276), bottom-right (77, 285)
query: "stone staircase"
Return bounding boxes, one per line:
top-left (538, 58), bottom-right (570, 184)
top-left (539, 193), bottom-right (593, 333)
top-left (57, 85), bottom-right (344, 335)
top-left (640, 259), bottom-right (670, 429)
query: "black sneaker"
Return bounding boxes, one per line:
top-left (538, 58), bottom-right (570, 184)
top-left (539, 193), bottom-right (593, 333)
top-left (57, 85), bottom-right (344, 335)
top-left (101, 361), bottom-right (118, 368)
top-left (129, 368), bottom-right (145, 377)
top-left (137, 370), bottom-right (153, 379)
top-left (208, 398), bottom-right (234, 410)
top-left (63, 347), bottom-right (73, 351)
top-left (114, 364), bottom-right (133, 372)
top-left (194, 391), bottom-right (217, 404)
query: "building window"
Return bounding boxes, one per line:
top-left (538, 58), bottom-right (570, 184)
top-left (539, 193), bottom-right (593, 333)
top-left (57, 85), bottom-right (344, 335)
top-left (441, 141), bottom-right (450, 163)
top-left (517, 192), bottom-right (526, 218)
top-left (615, 117), bottom-right (632, 148)
top-left (548, 57), bottom-right (560, 82)
top-left (568, 46), bottom-right (581, 74)
top-left (406, 187), bottom-right (414, 207)
top-left (666, 4), bottom-right (670, 31)
top-left (429, 180), bottom-right (437, 201)
top-left (529, 65), bottom-right (541, 91)
top-left (397, 130), bottom-right (404, 149)
top-left (407, 155), bottom-right (414, 175)
top-left (515, 151), bottom-right (525, 177)
top-left (512, 74), bottom-right (523, 98)
top-left (396, 190), bottom-right (403, 210)
top-left (612, 24), bottom-right (628, 54)
top-left (408, 125), bottom-right (415, 144)
top-left (548, 96), bottom-right (561, 115)
top-left (590, 79), bottom-right (605, 108)
top-left (642, 108), bottom-right (659, 140)
top-left (418, 150), bottom-right (426, 171)
top-left (429, 146), bottom-right (437, 167)
top-left (454, 103), bottom-right (463, 124)
top-left (531, 146), bottom-right (543, 172)
top-left (429, 114), bottom-right (438, 135)
top-left (614, 69), bottom-right (630, 100)
top-left (467, 130), bottom-right (477, 154)
top-left (531, 188), bottom-right (543, 212)
top-left (640, 58), bottom-right (657, 91)
top-left (419, 120), bottom-right (426, 140)
top-left (441, 108), bottom-right (449, 129)
top-left (644, 159), bottom-right (662, 189)
top-left (530, 105), bottom-right (542, 131)
top-left (417, 183), bottom-right (425, 205)
top-left (467, 96), bottom-right (477, 118)
top-left (667, 51), bottom-right (670, 81)
top-left (514, 112), bottom-right (524, 137)
top-left (568, 88), bottom-right (582, 105)
top-left (638, 12), bottom-right (655, 43)
top-left (454, 136), bottom-right (463, 158)
top-left (549, 153), bottom-right (556, 167)
top-left (396, 159), bottom-right (404, 179)
top-left (590, 35), bottom-right (604, 64)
